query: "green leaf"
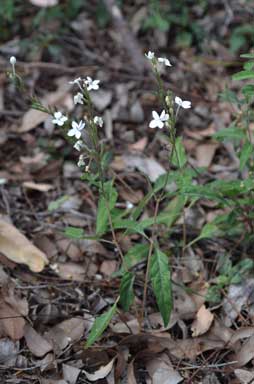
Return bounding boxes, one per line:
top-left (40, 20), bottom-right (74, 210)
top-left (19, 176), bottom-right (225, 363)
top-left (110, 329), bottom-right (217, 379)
top-left (219, 89), bottom-right (239, 104)
top-left (150, 248), bottom-right (172, 326)
top-left (139, 196), bottom-right (186, 230)
top-left (172, 137), bottom-right (187, 168)
top-left (232, 70), bottom-right (254, 81)
top-left (243, 61), bottom-right (254, 71)
top-left (116, 243), bottom-right (150, 276)
top-left (85, 300), bottom-right (118, 348)
top-left (213, 126), bottom-right (244, 141)
top-left (64, 226), bottom-right (85, 239)
top-left (48, 195), bottom-right (70, 211)
top-left (112, 219), bottom-right (145, 236)
top-left (239, 141), bottom-right (253, 171)
top-left (96, 181), bottom-right (118, 235)
top-left (240, 53), bottom-right (254, 59)
top-left (242, 84), bottom-right (254, 98)
top-left (186, 222), bottom-right (220, 248)
top-left (119, 272), bottom-right (135, 311)
top-left (199, 222), bottom-right (220, 240)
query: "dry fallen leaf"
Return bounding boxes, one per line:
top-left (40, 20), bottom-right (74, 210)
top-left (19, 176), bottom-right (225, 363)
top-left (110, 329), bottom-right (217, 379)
top-left (222, 279), bottom-right (254, 326)
top-left (146, 353), bottom-right (183, 384)
top-left (0, 287), bottom-right (28, 340)
top-left (0, 338), bottom-right (19, 367)
top-left (83, 357), bottom-right (116, 382)
top-left (128, 137), bottom-right (148, 152)
top-left (111, 155), bottom-right (166, 182)
top-left (235, 334), bottom-right (254, 367)
top-left (195, 143), bottom-right (218, 167)
top-left (22, 181), bottom-right (54, 192)
top-left (0, 219), bottom-right (48, 272)
top-left (234, 369), bottom-right (254, 384)
top-left (24, 324), bottom-right (52, 357)
top-left (56, 262), bottom-right (86, 281)
top-left (191, 305), bottom-right (214, 337)
top-left (62, 364), bottom-right (80, 384)
top-left (127, 359), bottom-right (137, 384)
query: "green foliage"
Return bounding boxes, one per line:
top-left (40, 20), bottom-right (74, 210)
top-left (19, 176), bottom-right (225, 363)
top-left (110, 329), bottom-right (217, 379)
top-left (230, 24), bottom-right (254, 53)
top-left (119, 272), bottom-right (135, 311)
top-left (96, 181), bottom-right (118, 235)
top-left (64, 226), bottom-right (85, 239)
top-left (142, 0), bottom-right (205, 48)
top-left (206, 256), bottom-right (254, 303)
top-left (172, 137), bottom-right (187, 168)
top-left (150, 247), bottom-right (172, 326)
top-left (0, 0), bottom-right (84, 52)
top-left (85, 300), bottom-right (118, 348)
top-left (48, 195), bottom-right (70, 211)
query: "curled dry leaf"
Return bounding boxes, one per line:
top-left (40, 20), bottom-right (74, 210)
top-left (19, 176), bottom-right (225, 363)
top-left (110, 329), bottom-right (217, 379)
top-left (0, 219), bottom-right (48, 272)
top-left (83, 357), bottom-right (116, 382)
top-left (191, 305), bottom-right (214, 337)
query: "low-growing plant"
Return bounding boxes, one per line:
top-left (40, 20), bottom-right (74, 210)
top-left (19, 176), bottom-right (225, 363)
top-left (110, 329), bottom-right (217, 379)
top-left (8, 48), bottom-right (254, 347)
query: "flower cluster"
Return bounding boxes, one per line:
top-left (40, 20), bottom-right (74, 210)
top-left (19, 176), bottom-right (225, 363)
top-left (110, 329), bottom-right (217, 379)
top-left (145, 51), bottom-right (191, 129)
top-left (145, 51), bottom-right (172, 67)
top-left (51, 75), bottom-right (103, 169)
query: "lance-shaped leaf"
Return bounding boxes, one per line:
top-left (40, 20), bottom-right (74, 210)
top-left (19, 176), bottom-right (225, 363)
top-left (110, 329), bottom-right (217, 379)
top-left (85, 300), bottom-right (118, 348)
top-left (150, 248), bottom-right (172, 326)
top-left (96, 181), bottom-right (118, 235)
top-left (119, 272), bottom-right (135, 311)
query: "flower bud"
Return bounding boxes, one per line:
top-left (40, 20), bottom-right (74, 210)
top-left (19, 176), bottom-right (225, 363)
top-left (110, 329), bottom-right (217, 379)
top-left (10, 56), bottom-right (16, 65)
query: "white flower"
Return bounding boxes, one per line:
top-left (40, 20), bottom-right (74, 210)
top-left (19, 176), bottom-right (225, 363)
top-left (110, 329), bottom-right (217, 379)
top-left (149, 110), bottom-right (169, 129)
top-left (69, 77), bottom-right (82, 86)
top-left (126, 201), bottom-right (134, 209)
top-left (145, 51), bottom-right (155, 60)
top-left (175, 96), bottom-right (191, 109)
top-left (78, 154), bottom-right (85, 167)
top-left (67, 120), bottom-right (85, 139)
top-left (93, 116), bottom-right (103, 127)
top-left (158, 57), bottom-right (172, 67)
top-left (73, 140), bottom-right (84, 151)
top-left (52, 111), bottom-right (68, 126)
top-left (10, 56), bottom-right (16, 65)
top-left (74, 92), bottom-right (84, 105)
top-left (84, 76), bottom-right (100, 91)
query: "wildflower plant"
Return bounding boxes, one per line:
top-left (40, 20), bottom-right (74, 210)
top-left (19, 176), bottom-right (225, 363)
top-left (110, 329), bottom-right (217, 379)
top-left (9, 50), bottom-right (254, 346)
top-left (8, 53), bottom-right (192, 345)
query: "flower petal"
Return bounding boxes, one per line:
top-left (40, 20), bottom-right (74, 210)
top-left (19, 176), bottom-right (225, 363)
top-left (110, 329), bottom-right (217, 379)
top-left (175, 96), bottom-right (182, 106)
top-left (182, 101), bottom-right (191, 109)
top-left (152, 110), bottom-right (160, 120)
top-left (149, 120), bottom-right (158, 129)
